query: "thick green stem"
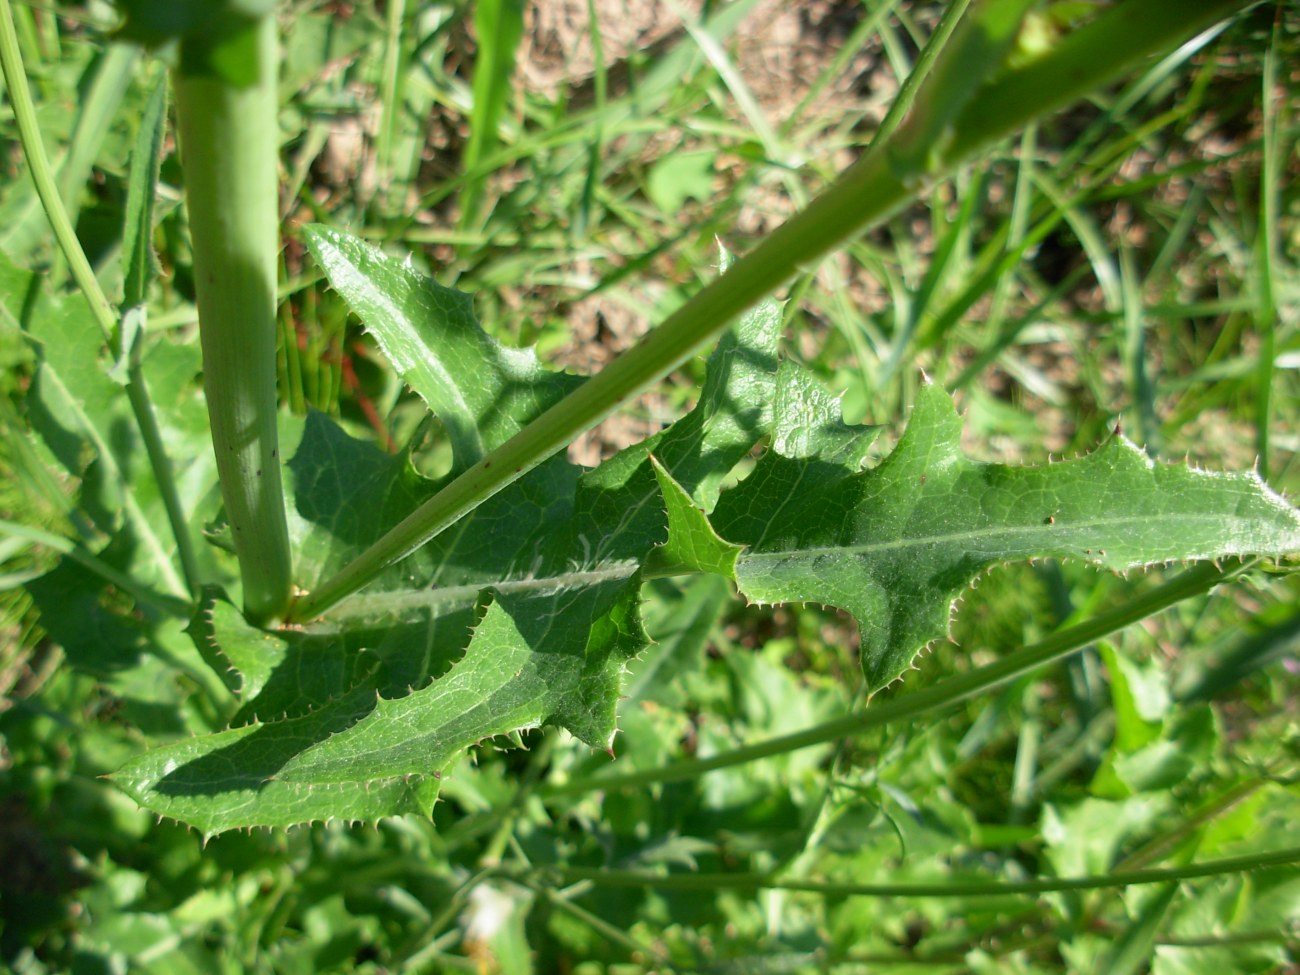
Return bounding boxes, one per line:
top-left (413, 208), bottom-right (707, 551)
top-left (287, 0), bottom-right (1250, 624)
top-left (174, 14), bottom-right (291, 624)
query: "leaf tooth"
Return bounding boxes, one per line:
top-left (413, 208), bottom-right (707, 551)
top-left (229, 712), bottom-right (266, 731)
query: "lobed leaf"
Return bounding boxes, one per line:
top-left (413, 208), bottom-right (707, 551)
top-left (113, 230), bottom-right (1300, 830)
top-left (115, 576), bottom-right (645, 834)
top-left (708, 383), bottom-right (1300, 689)
top-left (114, 232), bottom-right (794, 830)
top-left (644, 458), bottom-right (743, 578)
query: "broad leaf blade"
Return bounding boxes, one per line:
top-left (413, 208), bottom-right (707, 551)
top-left (114, 233), bottom-right (805, 831)
top-left (111, 231), bottom-right (1300, 832)
top-left (17, 249), bottom-right (212, 597)
top-left (113, 575), bottom-right (646, 834)
top-left (303, 225), bottom-right (583, 471)
top-left (712, 383), bottom-right (1300, 690)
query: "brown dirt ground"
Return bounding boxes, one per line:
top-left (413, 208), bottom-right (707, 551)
top-left (510, 0), bottom-right (902, 463)
top-left (435, 3), bottom-right (1287, 472)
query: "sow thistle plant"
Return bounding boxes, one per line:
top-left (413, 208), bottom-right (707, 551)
top-left (2, 0), bottom-right (1296, 860)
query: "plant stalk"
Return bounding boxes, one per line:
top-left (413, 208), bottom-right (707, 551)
top-left (547, 844), bottom-right (1300, 898)
top-left (174, 12), bottom-right (291, 624)
top-left (287, 0), bottom-right (1251, 623)
top-left (0, 1), bottom-right (118, 343)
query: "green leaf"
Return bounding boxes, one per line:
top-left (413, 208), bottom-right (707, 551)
top-left (646, 151), bottom-right (716, 214)
top-left (120, 76), bottom-right (168, 313)
top-left (111, 232), bottom-right (1300, 831)
top-left (1175, 605), bottom-right (1300, 703)
top-left (644, 457), bottom-right (743, 578)
top-left (1042, 796), bottom-right (1169, 879)
top-left (187, 590), bottom-right (383, 724)
top-left (564, 260), bottom-right (875, 568)
top-left (113, 576), bottom-right (646, 834)
top-left (1099, 882), bottom-right (1178, 975)
top-left (628, 575), bottom-right (732, 707)
top-left (302, 225), bottom-right (584, 472)
top-left (114, 234), bottom-right (797, 831)
top-left (111, 0), bottom-right (278, 52)
top-left (20, 252), bottom-right (211, 598)
top-left (706, 382), bottom-right (1300, 690)
top-left (461, 0), bottom-right (527, 227)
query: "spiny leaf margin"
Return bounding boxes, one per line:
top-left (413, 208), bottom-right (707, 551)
top-left (703, 383), bottom-right (1300, 689)
top-left (110, 231), bottom-right (1300, 830)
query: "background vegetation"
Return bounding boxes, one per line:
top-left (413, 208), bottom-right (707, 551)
top-left (1, 0), bottom-right (1297, 971)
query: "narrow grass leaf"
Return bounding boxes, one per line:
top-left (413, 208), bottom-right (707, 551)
top-left (460, 0), bottom-right (525, 229)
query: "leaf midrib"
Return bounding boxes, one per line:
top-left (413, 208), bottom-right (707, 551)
top-left (739, 513), bottom-right (1289, 566)
top-left (310, 559), bottom-right (641, 627)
